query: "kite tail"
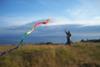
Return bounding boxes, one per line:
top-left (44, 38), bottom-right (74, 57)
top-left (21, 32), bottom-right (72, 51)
top-left (18, 33), bottom-right (30, 47)
top-left (17, 25), bottom-right (35, 47)
top-left (17, 19), bottom-right (50, 47)
top-left (0, 19), bottom-right (50, 56)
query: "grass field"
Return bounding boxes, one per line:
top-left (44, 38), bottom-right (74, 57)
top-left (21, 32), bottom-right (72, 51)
top-left (0, 42), bottom-right (100, 67)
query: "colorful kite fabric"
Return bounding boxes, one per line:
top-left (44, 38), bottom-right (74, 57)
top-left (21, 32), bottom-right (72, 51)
top-left (0, 19), bottom-right (50, 56)
top-left (25, 19), bottom-right (50, 35)
top-left (18, 19), bottom-right (50, 46)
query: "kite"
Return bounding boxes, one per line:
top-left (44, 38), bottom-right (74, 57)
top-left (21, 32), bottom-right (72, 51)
top-left (25, 19), bottom-right (50, 35)
top-left (0, 19), bottom-right (50, 56)
top-left (18, 19), bottom-right (50, 46)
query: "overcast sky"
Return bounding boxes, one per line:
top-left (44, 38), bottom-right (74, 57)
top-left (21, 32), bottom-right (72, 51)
top-left (0, 0), bottom-right (100, 26)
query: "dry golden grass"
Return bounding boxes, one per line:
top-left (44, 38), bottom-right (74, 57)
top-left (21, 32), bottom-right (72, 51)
top-left (0, 42), bottom-right (100, 67)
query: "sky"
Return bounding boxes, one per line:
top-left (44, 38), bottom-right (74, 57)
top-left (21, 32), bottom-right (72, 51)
top-left (0, 0), bottom-right (100, 26)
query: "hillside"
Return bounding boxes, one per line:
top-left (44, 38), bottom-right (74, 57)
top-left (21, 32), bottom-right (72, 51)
top-left (0, 42), bottom-right (100, 67)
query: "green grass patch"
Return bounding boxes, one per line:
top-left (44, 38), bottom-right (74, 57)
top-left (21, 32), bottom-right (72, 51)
top-left (0, 43), bottom-right (100, 67)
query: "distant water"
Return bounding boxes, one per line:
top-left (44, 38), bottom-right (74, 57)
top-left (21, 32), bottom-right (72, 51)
top-left (0, 32), bottom-right (100, 45)
top-left (0, 24), bottom-right (100, 45)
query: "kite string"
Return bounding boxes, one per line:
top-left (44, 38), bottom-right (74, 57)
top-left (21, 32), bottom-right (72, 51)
top-left (0, 19), bottom-right (50, 56)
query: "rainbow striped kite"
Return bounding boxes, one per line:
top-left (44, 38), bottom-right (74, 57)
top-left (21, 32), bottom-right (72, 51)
top-left (25, 19), bottom-right (50, 35)
top-left (18, 19), bottom-right (50, 46)
top-left (0, 19), bottom-right (50, 56)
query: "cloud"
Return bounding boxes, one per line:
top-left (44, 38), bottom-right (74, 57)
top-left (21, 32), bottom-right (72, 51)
top-left (46, 17), bottom-right (100, 26)
top-left (1, 15), bottom-right (100, 27)
top-left (66, 0), bottom-right (100, 19)
top-left (0, 15), bottom-right (52, 26)
top-left (94, 16), bottom-right (100, 20)
top-left (47, 0), bottom-right (100, 26)
top-left (1, 0), bottom-right (100, 27)
top-left (0, 16), bottom-right (36, 26)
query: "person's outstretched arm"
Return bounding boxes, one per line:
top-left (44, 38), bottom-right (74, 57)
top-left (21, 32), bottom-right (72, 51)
top-left (65, 30), bottom-right (68, 35)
